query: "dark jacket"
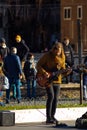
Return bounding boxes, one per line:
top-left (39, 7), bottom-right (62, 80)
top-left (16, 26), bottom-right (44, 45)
top-left (15, 40), bottom-right (29, 61)
top-left (3, 53), bottom-right (22, 79)
top-left (63, 43), bottom-right (74, 67)
top-left (0, 46), bottom-right (9, 60)
top-left (24, 60), bottom-right (36, 80)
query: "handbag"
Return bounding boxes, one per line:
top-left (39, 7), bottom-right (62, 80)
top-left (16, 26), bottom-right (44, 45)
top-left (0, 75), bottom-right (9, 90)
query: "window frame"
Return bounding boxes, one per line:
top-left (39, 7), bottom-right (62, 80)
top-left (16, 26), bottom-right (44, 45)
top-left (64, 7), bottom-right (71, 20)
top-left (77, 6), bottom-right (82, 20)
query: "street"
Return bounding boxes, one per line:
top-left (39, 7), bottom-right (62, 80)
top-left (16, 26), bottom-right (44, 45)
top-left (0, 120), bottom-right (86, 130)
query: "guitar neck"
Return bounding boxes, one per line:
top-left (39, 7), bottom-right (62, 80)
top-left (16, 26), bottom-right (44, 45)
top-left (49, 68), bottom-right (69, 82)
top-left (54, 68), bottom-right (69, 76)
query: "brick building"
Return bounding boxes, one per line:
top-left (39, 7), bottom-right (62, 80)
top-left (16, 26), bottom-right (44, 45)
top-left (0, 0), bottom-right (87, 54)
top-left (61, 0), bottom-right (87, 54)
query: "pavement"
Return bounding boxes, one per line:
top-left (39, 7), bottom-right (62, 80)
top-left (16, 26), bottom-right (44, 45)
top-left (1, 108), bottom-right (85, 130)
top-left (0, 120), bottom-right (79, 130)
top-left (8, 107), bottom-right (87, 124)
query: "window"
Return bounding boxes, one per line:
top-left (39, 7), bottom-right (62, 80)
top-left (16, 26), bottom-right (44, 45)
top-left (64, 7), bottom-right (71, 20)
top-left (77, 6), bottom-right (82, 19)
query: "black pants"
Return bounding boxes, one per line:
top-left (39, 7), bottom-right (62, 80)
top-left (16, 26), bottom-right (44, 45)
top-left (46, 84), bottom-right (60, 120)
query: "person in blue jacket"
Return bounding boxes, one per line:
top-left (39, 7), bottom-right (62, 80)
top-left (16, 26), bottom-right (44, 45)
top-left (3, 47), bottom-right (23, 104)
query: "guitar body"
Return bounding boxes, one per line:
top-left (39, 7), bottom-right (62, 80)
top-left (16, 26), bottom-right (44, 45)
top-left (36, 68), bottom-right (72, 88)
top-left (36, 73), bottom-right (51, 88)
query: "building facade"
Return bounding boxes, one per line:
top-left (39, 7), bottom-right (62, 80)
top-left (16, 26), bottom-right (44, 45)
top-left (61, 0), bottom-right (87, 54)
top-left (1, 0), bottom-right (87, 54)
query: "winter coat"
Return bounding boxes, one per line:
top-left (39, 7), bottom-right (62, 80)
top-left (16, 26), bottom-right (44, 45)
top-left (15, 40), bottom-right (29, 61)
top-left (0, 46), bottom-right (9, 60)
top-left (3, 53), bottom-right (22, 79)
top-left (24, 60), bottom-right (36, 80)
top-left (36, 50), bottom-right (65, 84)
top-left (63, 43), bottom-right (74, 67)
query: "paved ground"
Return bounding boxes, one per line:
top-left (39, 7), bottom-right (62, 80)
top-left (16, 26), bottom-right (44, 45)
top-left (0, 120), bottom-right (86, 130)
top-left (0, 120), bottom-right (77, 129)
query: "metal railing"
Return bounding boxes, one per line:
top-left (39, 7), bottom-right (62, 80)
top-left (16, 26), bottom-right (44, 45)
top-left (1, 53), bottom-right (87, 106)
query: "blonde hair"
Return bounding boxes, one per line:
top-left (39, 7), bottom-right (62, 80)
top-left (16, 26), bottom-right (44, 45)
top-left (52, 42), bottom-right (64, 51)
top-left (52, 42), bottom-right (65, 59)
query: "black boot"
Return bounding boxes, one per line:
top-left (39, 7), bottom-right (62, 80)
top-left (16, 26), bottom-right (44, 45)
top-left (46, 117), bottom-right (54, 124)
top-left (51, 116), bottom-right (59, 124)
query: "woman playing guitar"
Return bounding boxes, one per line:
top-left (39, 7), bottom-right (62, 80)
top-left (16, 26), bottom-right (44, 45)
top-left (36, 42), bottom-right (72, 124)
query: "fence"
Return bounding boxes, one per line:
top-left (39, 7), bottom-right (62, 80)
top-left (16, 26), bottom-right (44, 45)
top-left (1, 53), bottom-right (87, 106)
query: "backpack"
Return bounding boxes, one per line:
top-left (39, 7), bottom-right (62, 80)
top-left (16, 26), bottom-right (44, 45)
top-left (75, 112), bottom-right (87, 128)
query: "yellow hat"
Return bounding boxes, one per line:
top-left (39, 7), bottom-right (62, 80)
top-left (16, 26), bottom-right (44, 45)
top-left (15, 35), bottom-right (22, 43)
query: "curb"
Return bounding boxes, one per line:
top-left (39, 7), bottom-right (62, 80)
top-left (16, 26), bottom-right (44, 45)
top-left (10, 107), bottom-right (87, 124)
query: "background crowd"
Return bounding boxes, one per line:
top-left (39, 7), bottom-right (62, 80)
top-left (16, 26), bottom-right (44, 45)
top-left (0, 34), bottom-right (87, 108)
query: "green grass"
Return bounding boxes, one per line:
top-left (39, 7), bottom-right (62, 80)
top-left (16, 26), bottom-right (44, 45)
top-left (58, 103), bottom-right (87, 108)
top-left (0, 105), bottom-right (45, 110)
top-left (0, 103), bottom-right (87, 110)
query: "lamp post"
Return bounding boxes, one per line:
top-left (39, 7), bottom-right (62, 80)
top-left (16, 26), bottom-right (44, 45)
top-left (77, 19), bottom-right (83, 104)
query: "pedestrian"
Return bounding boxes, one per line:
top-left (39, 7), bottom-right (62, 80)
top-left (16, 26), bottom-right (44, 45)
top-left (83, 56), bottom-right (87, 100)
top-left (0, 37), bottom-right (10, 61)
top-left (23, 53), bottom-right (37, 99)
top-left (62, 37), bottom-right (74, 83)
top-left (15, 34), bottom-right (30, 62)
top-left (36, 42), bottom-right (71, 124)
top-left (3, 47), bottom-right (23, 104)
top-left (0, 63), bottom-right (6, 106)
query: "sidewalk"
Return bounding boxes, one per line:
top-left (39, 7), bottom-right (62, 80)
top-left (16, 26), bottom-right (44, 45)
top-left (11, 107), bottom-right (87, 124)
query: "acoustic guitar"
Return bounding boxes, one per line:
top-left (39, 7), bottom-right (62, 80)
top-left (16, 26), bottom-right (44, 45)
top-left (36, 68), bottom-right (72, 88)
